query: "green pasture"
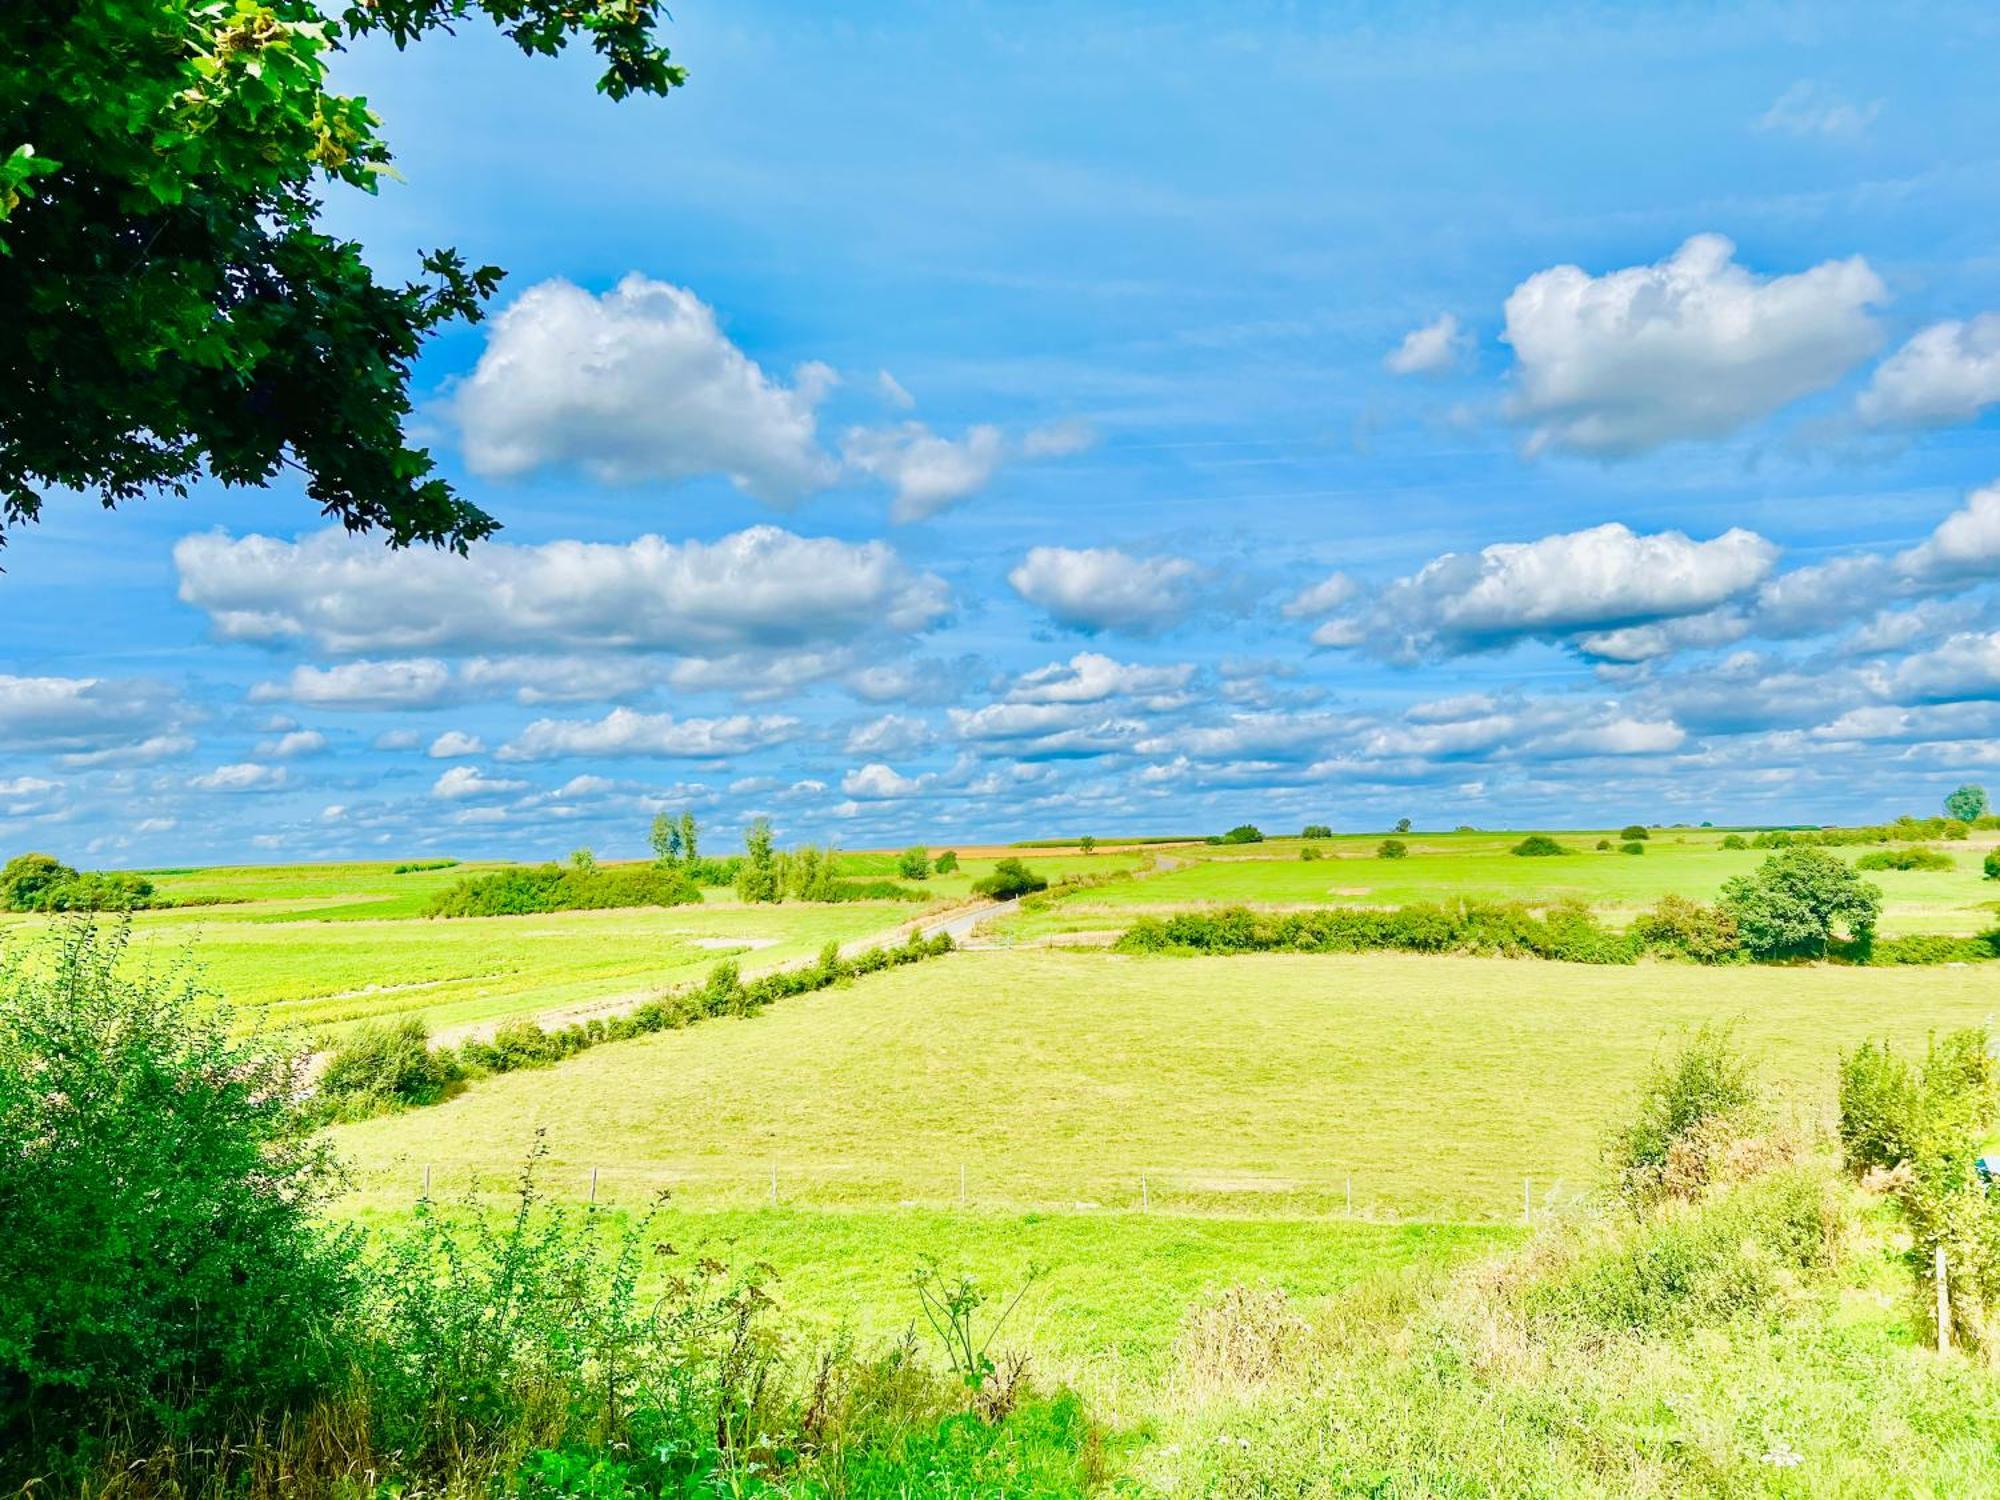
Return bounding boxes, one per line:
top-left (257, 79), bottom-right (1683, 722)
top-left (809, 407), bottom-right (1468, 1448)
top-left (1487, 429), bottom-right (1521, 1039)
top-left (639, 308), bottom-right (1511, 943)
top-left (1009, 829), bottom-right (2000, 937)
top-left (329, 946), bottom-right (2000, 1223)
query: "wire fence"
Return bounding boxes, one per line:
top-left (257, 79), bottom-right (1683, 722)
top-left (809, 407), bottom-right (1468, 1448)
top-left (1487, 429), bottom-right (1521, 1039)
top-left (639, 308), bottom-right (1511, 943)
top-left (359, 1155), bottom-right (1594, 1226)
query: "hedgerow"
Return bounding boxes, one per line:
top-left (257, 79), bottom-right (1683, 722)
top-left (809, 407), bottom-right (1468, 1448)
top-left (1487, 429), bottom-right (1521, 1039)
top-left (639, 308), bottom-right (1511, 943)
top-left (424, 860), bottom-right (702, 917)
top-left (1855, 846), bottom-right (1955, 872)
top-left (1114, 900), bottom-right (1642, 964)
top-left (317, 931), bottom-right (957, 1120)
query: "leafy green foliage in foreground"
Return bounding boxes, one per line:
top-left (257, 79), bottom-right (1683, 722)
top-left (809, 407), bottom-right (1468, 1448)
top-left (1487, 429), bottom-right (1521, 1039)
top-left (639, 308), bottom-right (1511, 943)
top-left (0, 923), bottom-right (1100, 1496)
top-left (1, 0), bottom-right (682, 550)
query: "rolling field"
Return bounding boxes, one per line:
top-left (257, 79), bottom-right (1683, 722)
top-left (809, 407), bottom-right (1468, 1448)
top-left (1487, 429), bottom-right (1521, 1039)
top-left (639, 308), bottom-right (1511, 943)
top-left (328, 941), bottom-right (2000, 1382)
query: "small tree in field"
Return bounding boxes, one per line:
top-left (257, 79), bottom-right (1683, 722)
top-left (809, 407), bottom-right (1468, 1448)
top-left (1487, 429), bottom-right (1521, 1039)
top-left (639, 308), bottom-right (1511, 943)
top-left (1079, 835), bottom-right (1097, 856)
top-left (1511, 834), bottom-right (1567, 857)
top-left (569, 847), bottom-right (596, 872)
top-left (1720, 846), bottom-right (1881, 958)
top-left (1394, 818), bottom-right (1412, 834)
top-left (934, 849), bottom-right (960, 874)
top-left (897, 846), bottom-right (932, 881)
top-left (678, 811), bottom-right (700, 862)
top-left (1377, 839), bottom-right (1408, 860)
top-left (1620, 824), bottom-right (1650, 841)
top-left (1945, 784), bottom-right (1989, 823)
top-left (1302, 824), bottom-right (1332, 839)
top-left (735, 819), bottom-right (782, 903)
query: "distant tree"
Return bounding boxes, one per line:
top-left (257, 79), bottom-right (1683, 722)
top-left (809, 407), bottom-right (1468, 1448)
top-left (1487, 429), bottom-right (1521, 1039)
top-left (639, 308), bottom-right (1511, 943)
top-left (1211, 824), bottom-right (1264, 845)
top-left (1620, 825), bottom-right (1650, 841)
top-left (1377, 839), bottom-right (1408, 860)
top-left (1394, 818), bottom-right (1413, 834)
top-left (735, 819), bottom-right (782, 903)
top-left (1945, 785), bottom-right (1989, 823)
top-left (0, 0), bottom-right (686, 551)
top-left (897, 846), bottom-right (932, 881)
top-left (1301, 824), bottom-right (1333, 839)
top-left (1079, 835), bottom-right (1097, 856)
top-left (1511, 835), bottom-right (1568, 857)
top-left (649, 812), bottom-right (682, 864)
top-left (679, 811), bottom-right (700, 862)
top-left (934, 850), bottom-right (960, 874)
top-left (569, 847), bottom-right (596, 871)
top-left (0, 852), bottom-right (75, 911)
top-left (1720, 846), bottom-right (1881, 959)
top-left (971, 859), bottom-right (1048, 900)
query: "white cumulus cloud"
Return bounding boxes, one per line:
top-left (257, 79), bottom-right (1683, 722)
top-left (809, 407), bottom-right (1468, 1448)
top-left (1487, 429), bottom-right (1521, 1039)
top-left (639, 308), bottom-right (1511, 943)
top-left (1384, 313), bottom-right (1472, 376)
top-left (1008, 546), bottom-right (1203, 635)
top-left (432, 765), bottom-right (530, 800)
top-left (191, 762), bottom-right (289, 793)
top-left (496, 709), bottom-right (801, 761)
top-left (428, 731), bottom-right (485, 758)
top-left (1503, 234), bottom-right (1884, 456)
top-left (1859, 315), bottom-right (2000, 428)
top-left (450, 274), bottom-right (838, 501)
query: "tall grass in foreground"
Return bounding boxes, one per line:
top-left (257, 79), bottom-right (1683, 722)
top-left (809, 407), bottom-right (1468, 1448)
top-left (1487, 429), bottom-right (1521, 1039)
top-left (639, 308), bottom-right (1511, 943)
top-left (1141, 1030), bottom-right (2000, 1498)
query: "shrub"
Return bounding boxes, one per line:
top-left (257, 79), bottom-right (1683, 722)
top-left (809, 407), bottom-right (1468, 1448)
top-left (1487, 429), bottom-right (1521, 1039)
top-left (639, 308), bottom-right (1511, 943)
top-left (897, 846), bottom-right (932, 880)
top-left (1620, 825), bottom-right (1650, 841)
top-left (972, 859), bottom-right (1048, 899)
top-left (0, 853), bottom-right (158, 912)
top-left (1301, 823), bottom-right (1333, 839)
top-left (1720, 846), bottom-right (1882, 959)
top-left (1619, 841), bottom-right (1645, 855)
top-left (1299, 844), bottom-right (1322, 861)
top-left (1210, 824), bottom-right (1264, 845)
top-left (1609, 1023), bottom-right (1758, 1202)
top-left (1985, 849), bottom-right (2000, 881)
top-left (1855, 846), bottom-right (1954, 872)
top-left (1595, 838), bottom-right (1612, 850)
top-left (1511, 834), bottom-right (1568, 857)
top-left (1721, 833), bottom-right (1747, 849)
top-left (427, 862), bottom-right (701, 917)
top-left (1863, 932), bottom-right (2000, 965)
top-left (0, 851), bottom-right (73, 909)
top-left (1376, 838), bottom-right (1408, 860)
top-left (1632, 895), bottom-right (1743, 963)
top-left (0, 922), bottom-right (356, 1466)
top-left (318, 1018), bottom-right (459, 1114)
top-left (934, 849), bottom-right (960, 874)
top-left (825, 878), bottom-right (929, 902)
top-left (392, 858), bottom-right (458, 874)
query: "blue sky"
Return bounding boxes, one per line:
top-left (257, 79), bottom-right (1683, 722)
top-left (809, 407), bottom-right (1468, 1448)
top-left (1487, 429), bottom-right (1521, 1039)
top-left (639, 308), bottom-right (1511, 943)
top-left (11, 0), bottom-right (2000, 863)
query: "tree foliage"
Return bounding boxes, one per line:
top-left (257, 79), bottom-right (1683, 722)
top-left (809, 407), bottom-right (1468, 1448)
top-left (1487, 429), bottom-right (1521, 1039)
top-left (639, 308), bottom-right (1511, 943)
top-left (971, 859), bottom-right (1048, 900)
top-left (1945, 784), bottom-right (1989, 823)
top-left (1719, 846), bottom-right (1881, 958)
top-left (1, 0), bottom-right (685, 550)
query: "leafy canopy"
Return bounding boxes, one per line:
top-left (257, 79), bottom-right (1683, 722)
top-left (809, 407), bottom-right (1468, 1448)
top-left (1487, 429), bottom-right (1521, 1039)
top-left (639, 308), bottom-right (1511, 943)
top-left (1945, 784), bottom-right (1989, 822)
top-left (1, 0), bottom-right (684, 551)
top-left (1720, 845), bottom-right (1882, 958)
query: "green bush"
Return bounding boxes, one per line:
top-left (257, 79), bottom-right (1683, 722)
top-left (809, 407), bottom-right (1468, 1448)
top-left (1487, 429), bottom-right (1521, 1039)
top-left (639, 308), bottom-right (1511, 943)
top-left (897, 846), bottom-right (932, 880)
top-left (1209, 824), bottom-right (1264, 845)
top-left (934, 849), bottom-right (960, 873)
top-left (1117, 901), bottom-right (1640, 965)
top-left (1721, 833), bottom-right (1747, 849)
top-left (1855, 846), bottom-right (1954, 872)
top-left (1595, 838), bottom-right (1611, 850)
top-left (0, 852), bottom-right (158, 912)
top-left (1376, 838), bottom-right (1408, 859)
top-left (426, 861), bottom-right (701, 917)
top-left (318, 1018), bottom-right (459, 1114)
top-left (0, 922), bottom-right (357, 1468)
top-left (1301, 823), bottom-right (1333, 839)
top-left (972, 858), bottom-right (1049, 899)
top-left (1620, 824), bottom-right (1650, 841)
top-left (1511, 834), bottom-right (1568, 857)
top-left (1299, 844), bottom-right (1322, 861)
top-left (1632, 895), bottom-right (1743, 963)
top-left (1609, 1023), bottom-right (1757, 1191)
top-left (1985, 848), bottom-right (2000, 881)
top-left (1721, 846), bottom-right (1882, 959)
top-left (1619, 840), bottom-right (1645, 855)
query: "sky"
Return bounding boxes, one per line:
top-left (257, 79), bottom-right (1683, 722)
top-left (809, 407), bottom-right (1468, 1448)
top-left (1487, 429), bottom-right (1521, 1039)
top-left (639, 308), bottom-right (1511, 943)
top-left (11, 0), bottom-right (2000, 864)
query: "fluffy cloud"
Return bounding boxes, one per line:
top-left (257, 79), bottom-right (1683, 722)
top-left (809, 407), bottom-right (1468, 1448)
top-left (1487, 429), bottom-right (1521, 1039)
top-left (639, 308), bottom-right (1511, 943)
top-left (1282, 573), bottom-right (1359, 619)
top-left (458, 656), bottom-right (659, 705)
top-left (0, 675), bottom-right (182, 754)
top-left (1384, 313), bottom-right (1472, 376)
top-left (1007, 546), bottom-right (1203, 635)
top-left (191, 762), bottom-right (289, 792)
top-left (428, 731), bottom-right (485, 758)
top-left (1885, 632), bottom-right (2000, 703)
top-left (1898, 482), bottom-right (2000, 579)
top-left (496, 708), bottom-right (802, 761)
top-left (57, 734), bottom-right (196, 769)
top-left (840, 763), bottom-right (928, 798)
top-left (1860, 316), bottom-right (2000, 428)
top-left (251, 659), bottom-right (454, 709)
top-left (259, 729), bottom-right (327, 758)
top-left (1005, 652), bottom-right (1194, 707)
top-left (1340, 522), bottom-right (1777, 657)
top-left (432, 765), bottom-right (530, 800)
top-left (450, 274), bottom-right (838, 501)
top-left (1502, 234), bottom-right (1884, 455)
top-left (842, 420), bottom-right (1095, 521)
top-left (845, 657), bottom-right (975, 706)
top-left (180, 527), bottom-right (949, 657)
